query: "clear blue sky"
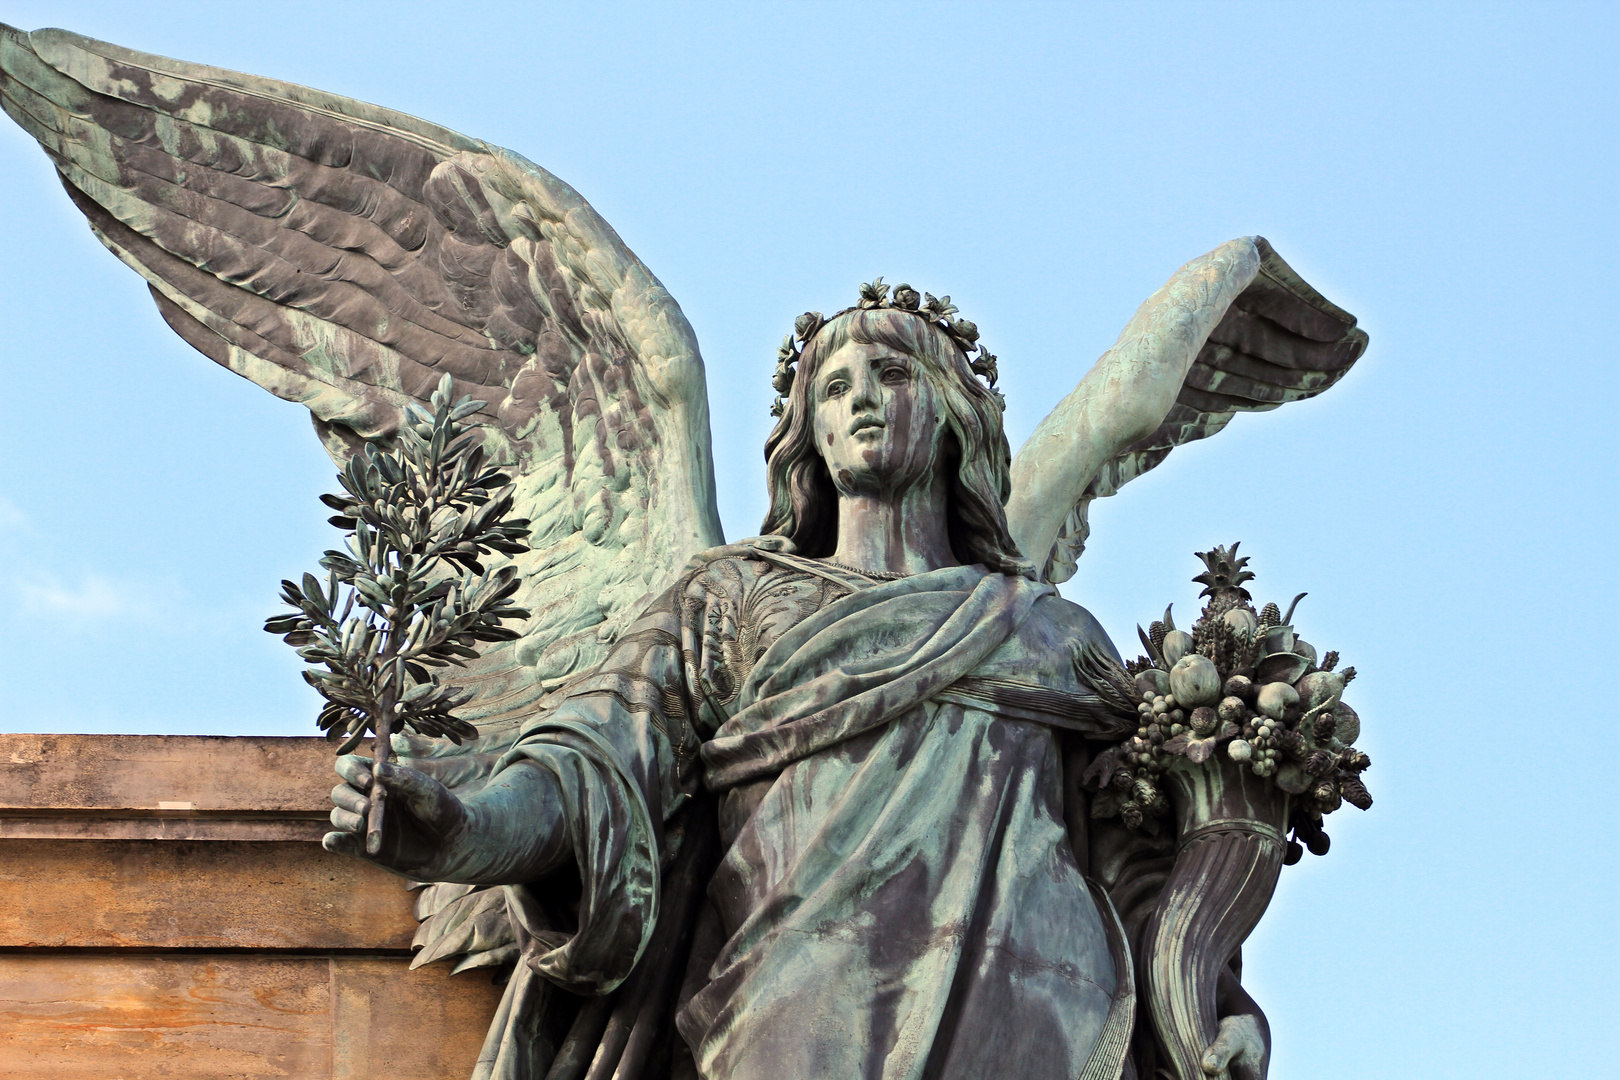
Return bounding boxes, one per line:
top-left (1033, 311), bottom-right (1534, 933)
top-left (0, 2), bottom-right (1613, 1075)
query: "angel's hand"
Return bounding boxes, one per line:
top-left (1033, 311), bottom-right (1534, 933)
top-left (683, 535), bottom-right (797, 571)
top-left (1200, 1013), bottom-right (1269, 1080)
top-left (324, 755), bottom-right (470, 879)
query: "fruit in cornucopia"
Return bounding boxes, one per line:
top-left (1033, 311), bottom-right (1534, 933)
top-left (1222, 606), bottom-right (1257, 638)
top-left (1294, 670), bottom-right (1346, 712)
top-left (1312, 713), bottom-right (1338, 741)
top-left (1135, 668), bottom-right (1171, 699)
top-left (1103, 550), bottom-right (1371, 869)
top-left (1161, 629), bottom-right (1194, 666)
top-left (1261, 624), bottom-right (1295, 655)
top-left (1261, 656), bottom-right (1310, 686)
top-left (1256, 649), bottom-right (1311, 686)
top-left (1331, 700), bottom-right (1360, 745)
top-left (1256, 681), bottom-right (1299, 720)
top-left (1274, 761), bottom-right (1310, 794)
top-left (1169, 654), bottom-right (1221, 707)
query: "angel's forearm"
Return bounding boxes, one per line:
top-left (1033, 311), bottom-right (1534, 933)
top-left (1006, 238), bottom-right (1262, 564)
top-left (1094, 238), bottom-right (1264, 440)
top-left (1006, 358), bottom-right (1146, 560)
top-left (436, 760), bottom-right (572, 885)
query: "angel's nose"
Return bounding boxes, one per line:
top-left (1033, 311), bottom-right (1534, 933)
top-left (847, 370), bottom-right (882, 413)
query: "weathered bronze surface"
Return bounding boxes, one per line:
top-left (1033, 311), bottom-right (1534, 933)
top-left (0, 24), bottom-right (1373, 1080)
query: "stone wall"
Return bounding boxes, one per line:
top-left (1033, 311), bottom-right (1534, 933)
top-left (0, 734), bottom-right (503, 1078)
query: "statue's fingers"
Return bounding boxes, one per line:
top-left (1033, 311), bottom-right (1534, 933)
top-left (375, 762), bottom-right (457, 830)
top-left (322, 830), bottom-right (362, 856)
top-left (331, 783), bottom-right (369, 816)
top-left (1201, 1030), bottom-right (1239, 1074)
top-left (335, 754), bottom-right (374, 790)
top-left (329, 806), bottom-right (365, 834)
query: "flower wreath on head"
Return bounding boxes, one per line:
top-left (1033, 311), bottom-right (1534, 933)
top-left (770, 278), bottom-right (1001, 417)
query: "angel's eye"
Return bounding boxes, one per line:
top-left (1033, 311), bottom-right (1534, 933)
top-left (824, 381), bottom-right (849, 399)
top-left (880, 366), bottom-right (909, 384)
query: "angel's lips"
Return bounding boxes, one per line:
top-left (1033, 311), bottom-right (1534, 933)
top-left (848, 417), bottom-right (886, 437)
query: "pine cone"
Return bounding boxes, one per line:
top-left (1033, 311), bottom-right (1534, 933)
top-left (1258, 602), bottom-right (1281, 627)
top-left (1277, 729), bottom-right (1308, 760)
top-left (1339, 748), bottom-right (1371, 773)
top-left (1340, 774), bottom-right (1374, 810)
top-left (1312, 713), bottom-right (1338, 742)
top-left (1305, 750), bottom-right (1336, 777)
top-left (1149, 621), bottom-right (1168, 653)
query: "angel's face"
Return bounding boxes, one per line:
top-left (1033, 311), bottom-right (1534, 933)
top-left (811, 340), bottom-right (950, 498)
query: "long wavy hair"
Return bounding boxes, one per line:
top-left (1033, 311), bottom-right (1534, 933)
top-left (761, 307), bottom-right (1030, 576)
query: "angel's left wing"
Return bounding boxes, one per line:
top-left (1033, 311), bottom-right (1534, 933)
top-left (1006, 237), bottom-right (1367, 583)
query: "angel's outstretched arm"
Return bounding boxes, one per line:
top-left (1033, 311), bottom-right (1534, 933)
top-left (1006, 239), bottom-right (1261, 567)
top-left (323, 565), bottom-right (703, 993)
top-left (1006, 237), bottom-right (1367, 583)
top-left (325, 752), bottom-right (571, 885)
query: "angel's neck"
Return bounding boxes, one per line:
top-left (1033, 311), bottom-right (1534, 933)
top-left (829, 476), bottom-right (958, 576)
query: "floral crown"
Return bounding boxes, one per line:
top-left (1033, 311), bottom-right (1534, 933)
top-left (770, 279), bottom-right (1000, 417)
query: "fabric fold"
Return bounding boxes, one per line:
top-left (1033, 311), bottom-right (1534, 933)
top-left (702, 565), bottom-right (1050, 790)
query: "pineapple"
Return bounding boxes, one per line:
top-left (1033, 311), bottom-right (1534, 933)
top-left (1193, 543), bottom-right (1256, 616)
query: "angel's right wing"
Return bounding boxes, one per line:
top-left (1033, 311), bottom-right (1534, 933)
top-left (0, 25), bottom-right (724, 717)
top-left (0, 25), bottom-right (727, 1001)
top-left (1007, 237), bottom-right (1366, 583)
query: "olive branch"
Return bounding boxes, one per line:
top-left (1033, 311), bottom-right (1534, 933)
top-left (264, 374), bottom-right (531, 852)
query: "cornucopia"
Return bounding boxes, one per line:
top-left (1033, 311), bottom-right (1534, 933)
top-left (1084, 543), bottom-right (1372, 1080)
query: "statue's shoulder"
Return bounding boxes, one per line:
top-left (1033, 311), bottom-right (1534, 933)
top-left (1029, 588), bottom-right (1124, 663)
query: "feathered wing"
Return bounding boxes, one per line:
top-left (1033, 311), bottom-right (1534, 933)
top-left (1006, 237), bottom-right (1367, 584)
top-left (0, 24), bottom-right (723, 977)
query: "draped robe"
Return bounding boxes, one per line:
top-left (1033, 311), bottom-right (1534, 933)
top-left (492, 548), bottom-right (1136, 1079)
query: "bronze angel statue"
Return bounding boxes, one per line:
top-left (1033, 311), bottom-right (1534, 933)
top-left (0, 25), bottom-right (1367, 1080)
